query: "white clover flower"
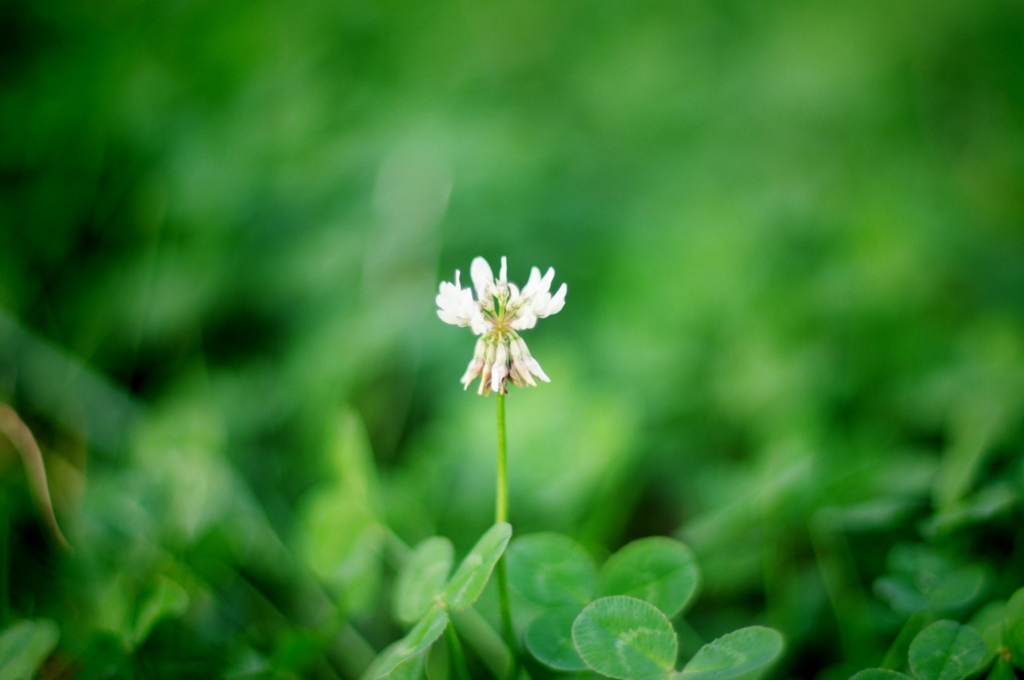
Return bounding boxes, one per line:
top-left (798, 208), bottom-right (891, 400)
top-left (436, 256), bottom-right (566, 395)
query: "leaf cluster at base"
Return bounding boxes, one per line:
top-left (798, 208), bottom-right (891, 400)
top-left (852, 585), bottom-right (1024, 680)
top-left (362, 523), bottom-right (512, 680)
top-left (506, 532), bottom-right (784, 680)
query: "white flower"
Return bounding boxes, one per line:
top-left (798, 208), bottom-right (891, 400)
top-left (436, 256), bottom-right (566, 395)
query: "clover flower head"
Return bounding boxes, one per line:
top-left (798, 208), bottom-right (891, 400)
top-left (436, 256), bottom-right (566, 395)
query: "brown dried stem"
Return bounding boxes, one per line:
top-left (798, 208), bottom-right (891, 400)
top-left (0, 404), bottom-right (70, 550)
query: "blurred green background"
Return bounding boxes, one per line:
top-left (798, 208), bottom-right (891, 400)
top-left (1, 0), bottom-right (1023, 677)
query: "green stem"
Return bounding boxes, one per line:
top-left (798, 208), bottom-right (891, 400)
top-left (496, 559), bottom-right (516, 678)
top-left (881, 611), bottom-right (931, 670)
top-left (496, 393), bottom-right (508, 524)
top-left (450, 609), bottom-right (511, 680)
top-left (495, 393), bottom-right (517, 680)
top-left (446, 622), bottom-right (472, 680)
top-left (674, 616), bottom-right (705, 661)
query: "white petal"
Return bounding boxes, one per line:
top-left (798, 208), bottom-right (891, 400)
top-left (521, 267), bottom-right (543, 299)
top-left (460, 355), bottom-right (484, 389)
top-left (499, 256), bottom-right (507, 284)
top-left (540, 267), bottom-right (555, 292)
top-left (437, 289), bottom-right (461, 311)
top-left (438, 277), bottom-right (486, 327)
top-left (437, 309), bottom-right (463, 326)
top-left (458, 286), bottom-right (475, 310)
top-left (514, 338), bottom-right (549, 382)
top-left (470, 311), bottom-right (492, 335)
top-left (508, 283), bottom-right (521, 306)
top-left (510, 307), bottom-right (537, 330)
top-left (490, 344), bottom-right (508, 393)
top-left (437, 281), bottom-right (455, 302)
top-left (478, 359), bottom-right (492, 395)
top-left (437, 298), bottom-right (467, 324)
top-left (512, 358), bottom-right (536, 386)
top-left (526, 355), bottom-right (550, 382)
top-left (470, 257), bottom-right (494, 302)
top-left (507, 363), bottom-right (524, 388)
top-left (536, 283), bottom-right (567, 317)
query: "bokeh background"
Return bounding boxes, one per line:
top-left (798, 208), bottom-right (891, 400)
top-left (1, 0), bottom-right (1023, 678)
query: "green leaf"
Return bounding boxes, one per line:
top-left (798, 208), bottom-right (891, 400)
top-left (597, 537), bottom-right (701, 618)
top-left (442, 523), bottom-right (512, 611)
top-left (0, 619), bottom-right (60, 680)
top-left (879, 611), bottom-right (930, 673)
top-left (507, 532), bottom-right (597, 607)
top-left (874, 567), bottom-right (989, 617)
top-left (363, 607), bottom-right (449, 680)
top-left (1004, 587), bottom-right (1024, 668)
top-left (924, 482), bottom-right (1019, 537)
top-left (94, 573), bottom-right (134, 643)
top-left (875, 544), bottom-right (988, 617)
top-left (928, 566), bottom-right (989, 614)
top-left (298, 409), bottom-right (386, 617)
top-left (300, 494), bottom-right (384, 615)
top-left (932, 404), bottom-right (1002, 510)
top-left (874, 576), bottom-right (930, 615)
top-left (394, 537), bottom-right (454, 624)
top-left (329, 408), bottom-right (383, 508)
top-left (387, 651), bottom-right (428, 680)
top-left (572, 595), bottom-right (677, 680)
top-left (848, 670), bottom-right (914, 680)
top-left (968, 600), bottom-right (1005, 660)
top-left (908, 620), bottom-right (986, 680)
top-left (132, 575), bottom-right (190, 648)
top-left (677, 626), bottom-right (784, 680)
top-left (525, 605), bottom-right (587, 671)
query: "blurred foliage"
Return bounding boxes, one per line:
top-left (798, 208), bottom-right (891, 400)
top-left (1, 0), bottom-right (1023, 677)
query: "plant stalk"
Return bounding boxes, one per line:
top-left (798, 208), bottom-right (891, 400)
top-left (881, 611), bottom-right (930, 670)
top-left (446, 622), bottom-right (472, 680)
top-left (495, 393), bottom-right (517, 680)
top-left (496, 393), bottom-right (508, 524)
